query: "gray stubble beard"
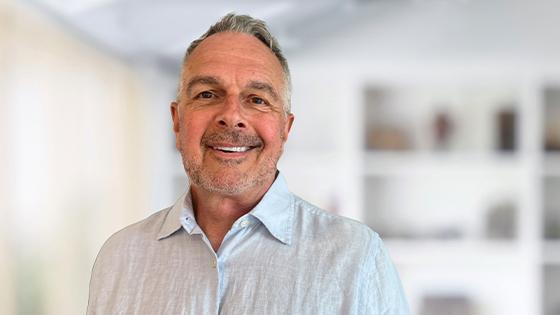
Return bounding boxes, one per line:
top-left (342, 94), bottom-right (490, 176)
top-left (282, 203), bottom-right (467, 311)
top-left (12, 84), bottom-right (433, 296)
top-left (181, 146), bottom-right (282, 196)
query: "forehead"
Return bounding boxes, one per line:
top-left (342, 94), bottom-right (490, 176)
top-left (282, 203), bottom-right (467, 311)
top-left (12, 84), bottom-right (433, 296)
top-left (183, 32), bottom-right (285, 89)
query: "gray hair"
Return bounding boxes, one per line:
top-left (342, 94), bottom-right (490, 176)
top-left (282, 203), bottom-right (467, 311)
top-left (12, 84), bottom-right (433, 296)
top-left (177, 13), bottom-right (292, 113)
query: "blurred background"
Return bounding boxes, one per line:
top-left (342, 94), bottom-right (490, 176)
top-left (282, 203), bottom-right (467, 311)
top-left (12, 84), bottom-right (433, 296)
top-left (1, 0), bottom-right (560, 314)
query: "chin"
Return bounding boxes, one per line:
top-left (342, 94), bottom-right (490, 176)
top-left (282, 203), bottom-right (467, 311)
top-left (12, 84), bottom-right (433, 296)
top-left (183, 152), bottom-right (279, 196)
top-left (187, 166), bottom-right (260, 196)
top-left (205, 173), bottom-right (250, 195)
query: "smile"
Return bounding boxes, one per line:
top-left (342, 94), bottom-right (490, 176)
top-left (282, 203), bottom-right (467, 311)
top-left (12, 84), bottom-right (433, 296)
top-left (212, 146), bottom-right (252, 153)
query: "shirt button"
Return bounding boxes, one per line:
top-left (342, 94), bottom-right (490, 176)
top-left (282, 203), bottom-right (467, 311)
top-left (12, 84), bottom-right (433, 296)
top-left (240, 220), bottom-right (249, 227)
top-left (211, 260), bottom-right (217, 268)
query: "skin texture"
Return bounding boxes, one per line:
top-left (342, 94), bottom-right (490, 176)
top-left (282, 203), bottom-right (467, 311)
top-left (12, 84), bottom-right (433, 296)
top-left (171, 32), bottom-right (294, 251)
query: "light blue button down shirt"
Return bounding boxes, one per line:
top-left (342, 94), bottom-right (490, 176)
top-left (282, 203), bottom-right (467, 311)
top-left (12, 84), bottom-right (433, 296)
top-left (87, 174), bottom-right (409, 314)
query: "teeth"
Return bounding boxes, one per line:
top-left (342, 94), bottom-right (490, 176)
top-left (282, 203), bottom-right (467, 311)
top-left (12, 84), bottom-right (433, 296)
top-left (214, 146), bottom-right (250, 152)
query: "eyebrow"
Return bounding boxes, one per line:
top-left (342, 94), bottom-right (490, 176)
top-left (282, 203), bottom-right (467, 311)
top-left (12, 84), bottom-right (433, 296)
top-left (185, 75), bottom-right (221, 96)
top-left (185, 75), bottom-right (281, 102)
top-left (246, 80), bottom-right (280, 102)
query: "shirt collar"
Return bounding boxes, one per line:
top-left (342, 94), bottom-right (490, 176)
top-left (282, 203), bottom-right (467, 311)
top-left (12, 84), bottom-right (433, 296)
top-left (156, 192), bottom-right (189, 240)
top-left (156, 172), bottom-right (294, 245)
top-left (248, 173), bottom-right (294, 245)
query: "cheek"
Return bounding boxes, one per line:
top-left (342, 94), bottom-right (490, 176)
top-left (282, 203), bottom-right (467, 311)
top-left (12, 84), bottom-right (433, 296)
top-left (177, 116), bottom-right (206, 147)
top-left (258, 118), bottom-right (288, 145)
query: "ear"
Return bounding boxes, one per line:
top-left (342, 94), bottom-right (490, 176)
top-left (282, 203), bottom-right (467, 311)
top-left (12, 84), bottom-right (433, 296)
top-left (170, 101), bottom-right (180, 133)
top-left (170, 101), bottom-right (181, 149)
top-left (282, 113), bottom-right (295, 141)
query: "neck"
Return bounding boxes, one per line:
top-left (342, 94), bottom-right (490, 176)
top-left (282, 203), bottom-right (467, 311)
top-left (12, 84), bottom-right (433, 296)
top-left (190, 176), bottom-right (276, 252)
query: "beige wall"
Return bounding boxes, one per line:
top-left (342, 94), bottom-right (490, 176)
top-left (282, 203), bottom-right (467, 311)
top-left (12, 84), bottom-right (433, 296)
top-left (0, 1), bottom-right (14, 314)
top-left (0, 1), bottom-right (151, 313)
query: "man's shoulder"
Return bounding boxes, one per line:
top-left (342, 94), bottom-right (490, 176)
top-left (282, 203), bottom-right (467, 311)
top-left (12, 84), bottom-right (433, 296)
top-left (291, 194), bottom-right (379, 245)
top-left (96, 207), bottom-right (174, 255)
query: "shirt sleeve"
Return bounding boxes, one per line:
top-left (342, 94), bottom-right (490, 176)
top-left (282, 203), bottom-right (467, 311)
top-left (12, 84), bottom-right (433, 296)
top-left (360, 232), bottom-right (410, 315)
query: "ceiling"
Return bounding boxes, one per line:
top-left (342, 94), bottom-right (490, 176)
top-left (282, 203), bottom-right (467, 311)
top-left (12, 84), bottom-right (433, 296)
top-left (26, 0), bottom-right (396, 69)
top-left (24, 0), bottom-right (560, 74)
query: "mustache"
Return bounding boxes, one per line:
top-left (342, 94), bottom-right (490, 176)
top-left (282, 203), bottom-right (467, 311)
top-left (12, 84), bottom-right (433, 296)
top-left (202, 129), bottom-right (263, 147)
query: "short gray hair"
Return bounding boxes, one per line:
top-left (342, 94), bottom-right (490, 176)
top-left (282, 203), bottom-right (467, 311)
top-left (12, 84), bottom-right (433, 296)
top-left (177, 13), bottom-right (292, 113)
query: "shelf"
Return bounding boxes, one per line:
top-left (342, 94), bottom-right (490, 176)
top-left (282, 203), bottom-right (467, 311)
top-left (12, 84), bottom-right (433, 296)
top-left (384, 239), bottom-right (521, 266)
top-left (364, 151), bottom-right (521, 176)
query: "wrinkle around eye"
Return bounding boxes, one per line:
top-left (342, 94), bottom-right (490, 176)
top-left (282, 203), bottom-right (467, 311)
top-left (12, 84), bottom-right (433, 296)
top-left (246, 100), bottom-right (284, 114)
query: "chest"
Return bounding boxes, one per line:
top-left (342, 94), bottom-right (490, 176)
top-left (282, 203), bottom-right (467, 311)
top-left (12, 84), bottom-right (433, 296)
top-left (102, 233), bottom-right (362, 315)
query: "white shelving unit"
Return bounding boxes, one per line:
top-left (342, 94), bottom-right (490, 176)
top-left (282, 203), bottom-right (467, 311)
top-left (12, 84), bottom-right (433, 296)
top-left (357, 80), bottom-right (536, 315)
top-left (356, 80), bottom-right (560, 315)
top-left (279, 62), bottom-right (560, 315)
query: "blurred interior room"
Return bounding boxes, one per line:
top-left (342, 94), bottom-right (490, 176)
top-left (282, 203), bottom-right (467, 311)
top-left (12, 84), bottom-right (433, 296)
top-left (2, 0), bottom-right (560, 314)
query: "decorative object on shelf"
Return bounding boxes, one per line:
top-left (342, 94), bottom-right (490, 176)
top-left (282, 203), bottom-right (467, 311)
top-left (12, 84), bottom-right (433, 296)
top-left (431, 226), bottom-right (464, 240)
top-left (432, 109), bottom-right (454, 151)
top-left (496, 108), bottom-right (517, 152)
top-left (544, 125), bottom-right (560, 152)
top-left (544, 177), bottom-right (560, 239)
top-left (544, 208), bottom-right (560, 239)
top-left (366, 126), bottom-right (411, 151)
top-left (420, 294), bottom-right (473, 315)
top-left (544, 87), bottom-right (560, 151)
top-left (363, 86), bottom-right (413, 151)
top-left (485, 201), bottom-right (517, 239)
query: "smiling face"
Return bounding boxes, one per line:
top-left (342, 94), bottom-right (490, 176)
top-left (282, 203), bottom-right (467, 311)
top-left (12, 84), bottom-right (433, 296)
top-left (171, 32), bottom-right (294, 197)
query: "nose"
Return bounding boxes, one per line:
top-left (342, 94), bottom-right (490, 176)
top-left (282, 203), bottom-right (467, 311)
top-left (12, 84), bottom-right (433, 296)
top-left (216, 96), bottom-right (246, 129)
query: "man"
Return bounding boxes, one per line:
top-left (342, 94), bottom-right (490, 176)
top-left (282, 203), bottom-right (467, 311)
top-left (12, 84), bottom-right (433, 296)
top-left (87, 13), bottom-right (409, 314)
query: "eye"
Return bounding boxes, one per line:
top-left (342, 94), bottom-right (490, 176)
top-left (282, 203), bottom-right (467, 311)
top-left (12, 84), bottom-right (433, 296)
top-left (250, 96), bottom-right (267, 105)
top-left (197, 91), bottom-right (214, 99)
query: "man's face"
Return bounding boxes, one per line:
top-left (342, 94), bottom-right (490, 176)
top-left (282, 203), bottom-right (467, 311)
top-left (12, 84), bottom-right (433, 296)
top-left (171, 32), bottom-right (294, 196)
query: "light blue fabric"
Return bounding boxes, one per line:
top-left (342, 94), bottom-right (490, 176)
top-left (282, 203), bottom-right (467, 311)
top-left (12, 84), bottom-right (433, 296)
top-left (87, 174), bottom-right (410, 314)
